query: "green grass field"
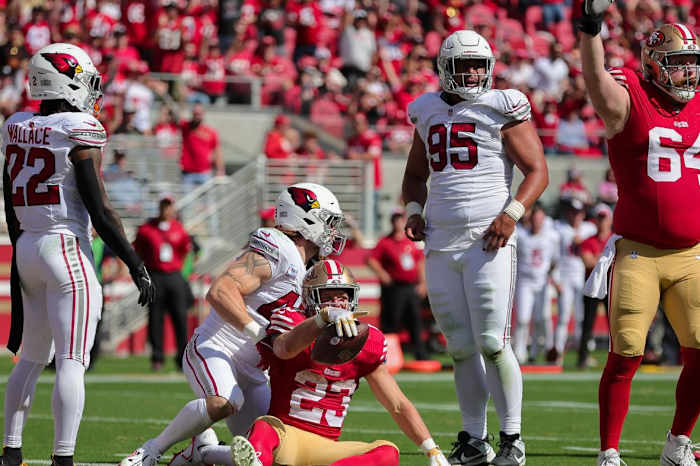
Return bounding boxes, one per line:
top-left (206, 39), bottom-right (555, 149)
top-left (0, 354), bottom-right (683, 466)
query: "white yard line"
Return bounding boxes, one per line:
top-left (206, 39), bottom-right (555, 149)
top-left (0, 371), bottom-right (681, 385)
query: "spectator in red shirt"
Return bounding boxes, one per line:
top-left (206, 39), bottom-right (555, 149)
top-left (287, 0), bottom-right (324, 62)
top-left (201, 41), bottom-right (226, 103)
top-left (133, 196), bottom-right (193, 371)
top-left (532, 99), bottom-right (560, 155)
top-left (153, 106), bottom-right (180, 158)
top-left (263, 114), bottom-right (294, 159)
top-left (347, 113), bottom-right (383, 224)
top-left (367, 210), bottom-right (428, 360)
top-left (559, 165), bottom-right (593, 205)
top-left (154, 1), bottom-right (186, 73)
top-left (179, 103), bottom-right (224, 188)
top-left (23, 7), bottom-right (51, 55)
top-left (577, 203), bottom-right (613, 368)
top-left (122, 0), bottom-right (150, 51)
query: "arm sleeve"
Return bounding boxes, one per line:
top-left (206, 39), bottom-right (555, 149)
top-left (248, 228), bottom-right (284, 278)
top-left (64, 114), bottom-right (107, 148)
top-left (74, 157), bottom-right (142, 271)
top-left (500, 89), bottom-right (532, 122)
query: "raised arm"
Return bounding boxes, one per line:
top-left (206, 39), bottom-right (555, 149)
top-left (579, 33), bottom-right (630, 137)
top-left (71, 146), bottom-right (155, 306)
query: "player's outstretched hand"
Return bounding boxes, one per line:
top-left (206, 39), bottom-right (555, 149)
top-left (573, 0), bottom-right (613, 35)
top-left (427, 448), bottom-right (449, 466)
top-left (405, 214), bottom-right (426, 242)
top-left (482, 212), bottom-right (516, 251)
top-left (317, 306), bottom-right (369, 338)
top-left (130, 263), bottom-right (156, 306)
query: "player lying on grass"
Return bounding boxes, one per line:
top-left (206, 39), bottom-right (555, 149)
top-left (174, 259), bottom-right (449, 466)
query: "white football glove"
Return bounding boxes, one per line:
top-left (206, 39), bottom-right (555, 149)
top-left (314, 306), bottom-right (368, 338)
top-left (427, 448), bottom-right (449, 466)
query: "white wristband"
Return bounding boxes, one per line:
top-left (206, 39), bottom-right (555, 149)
top-left (503, 199), bottom-right (525, 222)
top-left (243, 320), bottom-right (266, 343)
top-left (405, 201), bottom-right (423, 218)
top-left (420, 438), bottom-right (437, 454)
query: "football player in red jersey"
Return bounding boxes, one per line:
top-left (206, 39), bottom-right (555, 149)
top-left (225, 259), bottom-right (450, 466)
top-left (575, 2), bottom-right (700, 465)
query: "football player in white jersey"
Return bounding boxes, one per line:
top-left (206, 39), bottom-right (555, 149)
top-left (549, 198), bottom-right (596, 365)
top-left (514, 204), bottom-right (560, 364)
top-left (401, 30), bottom-right (549, 466)
top-left (1, 43), bottom-right (156, 466)
top-left (120, 182), bottom-right (348, 466)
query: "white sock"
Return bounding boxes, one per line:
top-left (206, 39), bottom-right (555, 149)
top-left (454, 354), bottom-right (489, 438)
top-left (53, 358), bottom-right (86, 455)
top-left (153, 399), bottom-right (212, 454)
top-left (484, 345), bottom-right (522, 435)
top-left (200, 444), bottom-right (234, 465)
top-left (4, 359), bottom-right (44, 448)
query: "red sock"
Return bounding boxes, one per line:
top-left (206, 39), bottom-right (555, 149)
top-left (671, 347), bottom-right (700, 437)
top-left (247, 420), bottom-right (280, 466)
top-left (329, 445), bottom-right (399, 466)
top-left (599, 352), bottom-right (642, 451)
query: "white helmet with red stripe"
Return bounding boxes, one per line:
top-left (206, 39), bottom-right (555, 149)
top-left (641, 23), bottom-right (700, 103)
top-left (275, 183), bottom-right (346, 257)
top-left (302, 259), bottom-right (359, 314)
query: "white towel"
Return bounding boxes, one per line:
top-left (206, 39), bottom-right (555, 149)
top-left (583, 234), bottom-right (622, 299)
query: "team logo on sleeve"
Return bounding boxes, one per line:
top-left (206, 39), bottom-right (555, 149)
top-left (41, 53), bottom-right (83, 79)
top-left (287, 187), bottom-right (320, 212)
top-left (647, 30), bottom-right (665, 48)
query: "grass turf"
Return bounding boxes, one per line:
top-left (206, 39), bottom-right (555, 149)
top-left (0, 353), bottom-right (682, 465)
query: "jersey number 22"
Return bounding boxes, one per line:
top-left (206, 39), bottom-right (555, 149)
top-left (6, 144), bottom-right (61, 207)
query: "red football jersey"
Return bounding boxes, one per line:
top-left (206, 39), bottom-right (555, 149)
top-left (258, 308), bottom-right (387, 440)
top-left (607, 68), bottom-right (700, 249)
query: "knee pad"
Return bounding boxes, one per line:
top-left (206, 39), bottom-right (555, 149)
top-left (613, 329), bottom-right (645, 357)
top-left (478, 333), bottom-right (505, 360)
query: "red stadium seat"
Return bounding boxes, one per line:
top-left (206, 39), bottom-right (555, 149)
top-left (525, 5), bottom-right (543, 34)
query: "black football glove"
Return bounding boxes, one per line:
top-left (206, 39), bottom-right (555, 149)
top-left (130, 263), bottom-right (156, 306)
top-left (573, 0), bottom-right (613, 36)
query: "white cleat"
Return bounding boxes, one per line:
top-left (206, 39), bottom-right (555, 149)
top-left (168, 428), bottom-right (219, 466)
top-left (597, 448), bottom-right (626, 466)
top-left (230, 436), bottom-right (262, 466)
top-left (660, 431), bottom-right (699, 466)
top-left (120, 440), bottom-right (161, 466)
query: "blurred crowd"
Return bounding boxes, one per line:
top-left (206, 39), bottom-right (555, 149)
top-left (0, 0), bottom-right (696, 156)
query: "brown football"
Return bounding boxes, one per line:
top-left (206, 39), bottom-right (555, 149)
top-left (311, 321), bottom-right (370, 365)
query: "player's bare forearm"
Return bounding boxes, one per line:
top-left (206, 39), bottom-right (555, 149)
top-left (502, 120), bottom-right (549, 209)
top-left (579, 33), bottom-right (630, 134)
top-left (366, 365), bottom-right (431, 446)
top-left (206, 250), bottom-right (271, 330)
top-left (272, 317), bottom-right (323, 359)
top-left (72, 147), bottom-right (141, 270)
top-left (401, 130), bottom-right (429, 206)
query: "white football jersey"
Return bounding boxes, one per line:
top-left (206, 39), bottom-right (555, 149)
top-left (2, 111), bottom-right (107, 239)
top-left (196, 228), bottom-right (306, 368)
top-left (516, 221), bottom-right (560, 286)
top-left (554, 220), bottom-right (597, 285)
top-left (408, 90), bottom-right (531, 251)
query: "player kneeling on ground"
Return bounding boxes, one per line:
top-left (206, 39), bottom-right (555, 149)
top-left (227, 259), bottom-right (449, 466)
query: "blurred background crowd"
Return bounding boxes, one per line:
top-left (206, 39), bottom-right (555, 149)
top-left (0, 0), bottom-right (697, 156)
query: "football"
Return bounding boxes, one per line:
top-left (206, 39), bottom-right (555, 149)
top-left (311, 321), bottom-right (370, 365)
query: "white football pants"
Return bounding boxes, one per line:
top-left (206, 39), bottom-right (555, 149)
top-left (554, 278), bottom-right (584, 353)
top-left (513, 279), bottom-right (553, 363)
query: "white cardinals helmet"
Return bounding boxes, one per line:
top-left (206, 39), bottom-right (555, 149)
top-left (437, 30), bottom-right (495, 101)
top-left (275, 183), bottom-right (346, 257)
top-left (28, 43), bottom-right (102, 114)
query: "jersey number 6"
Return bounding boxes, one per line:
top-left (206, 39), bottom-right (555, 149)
top-left (427, 122), bottom-right (478, 172)
top-left (6, 144), bottom-right (61, 207)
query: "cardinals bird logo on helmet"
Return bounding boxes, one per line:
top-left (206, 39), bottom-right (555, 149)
top-left (288, 187), bottom-right (320, 212)
top-left (41, 53), bottom-right (83, 79)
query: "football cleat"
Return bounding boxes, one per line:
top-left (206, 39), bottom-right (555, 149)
top-left (50, 455), bottom-right (73, 466)
top-left (168, 428), bottom-right (218, 466)
top-left (1, 447), bottom-right (26, 466)
top-left (447, 431), bottom-right (496, 465)
top-left (120, 440), bottom-right (161, 466)
top-left (597, 448), bottom-right (626, 466)
top-left (492, 432), bottom-right (526, 466)
top-left (660, 431), bottom-right (699, 466)
top-left (230, 436), bottom-right (262, 466)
